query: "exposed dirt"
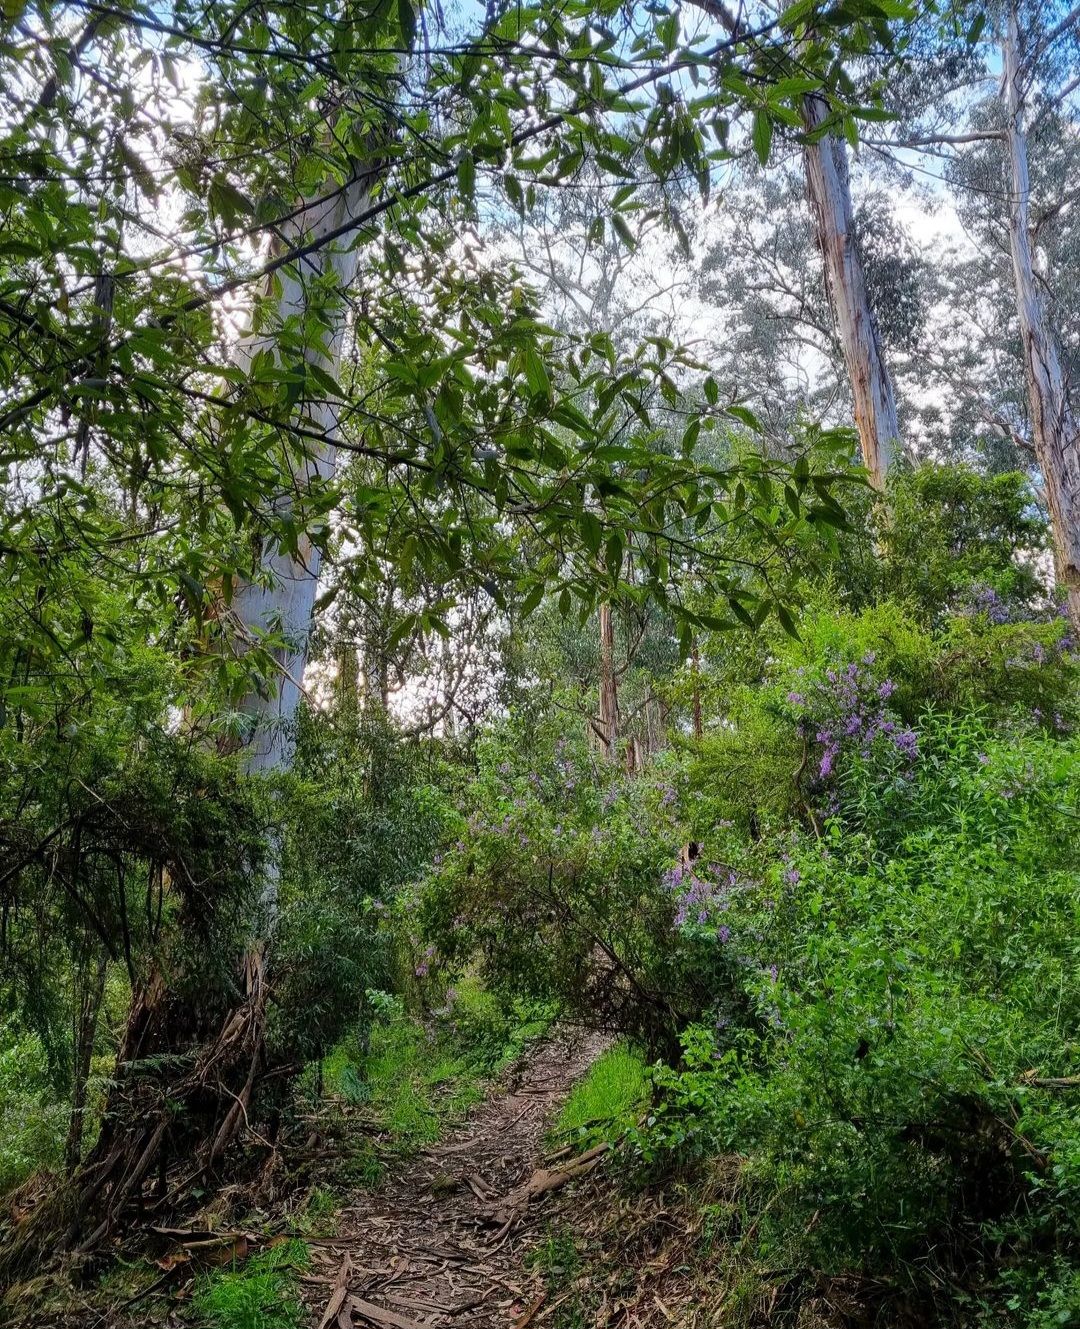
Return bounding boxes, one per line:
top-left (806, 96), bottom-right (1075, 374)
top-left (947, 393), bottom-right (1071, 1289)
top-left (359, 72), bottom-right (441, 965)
top-left (302, 1029), bottom-right (610, 1329)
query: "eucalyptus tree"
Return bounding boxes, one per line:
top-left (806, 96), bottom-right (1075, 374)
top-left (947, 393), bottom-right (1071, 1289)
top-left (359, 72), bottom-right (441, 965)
top-left (694, 165), bottom-right (928, 458)
top-left (675, 0), bottom-right (914, 488)
top-left (858, 0), bottom-right (1080, 622)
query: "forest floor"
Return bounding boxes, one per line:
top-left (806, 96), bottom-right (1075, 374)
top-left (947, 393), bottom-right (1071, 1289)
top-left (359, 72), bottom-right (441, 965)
top-left (4, 1029), bottom-right (729, 1329)
top-left (300, 1028), bottom-right (613, 1329)
top-left (297, 1026), bottom-right (728, 1329)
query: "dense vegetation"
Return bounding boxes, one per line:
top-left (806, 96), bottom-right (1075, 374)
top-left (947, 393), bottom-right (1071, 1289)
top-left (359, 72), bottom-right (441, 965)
top-left (2, 0), bottom-right (1080, 1321)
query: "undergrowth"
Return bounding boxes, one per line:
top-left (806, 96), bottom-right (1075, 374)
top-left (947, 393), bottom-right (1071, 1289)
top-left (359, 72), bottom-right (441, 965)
top-left (317, 980), bottom-right (555, 1158)
top-left (554, 1044), bottom-right (647, 1148)
top-left (189, 1238), bottom-right (309, 1329)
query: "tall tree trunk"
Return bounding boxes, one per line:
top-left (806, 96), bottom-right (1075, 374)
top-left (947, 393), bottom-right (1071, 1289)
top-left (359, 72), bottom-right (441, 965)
top-left (597, 601), bottom-right (619, 761)
top-left (64, 950), bottom-right (108, 1175)
top-left (231, 165), bottom-right (378, 801)
top-left (1002, 7), bottom-right (1080, 631)
top-left (802, 93), bottom-right (899, 491)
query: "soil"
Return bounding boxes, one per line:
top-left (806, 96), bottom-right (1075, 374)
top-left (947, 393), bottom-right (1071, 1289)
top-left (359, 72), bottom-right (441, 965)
top-left (302, 1028), bottom-right (610, 1329)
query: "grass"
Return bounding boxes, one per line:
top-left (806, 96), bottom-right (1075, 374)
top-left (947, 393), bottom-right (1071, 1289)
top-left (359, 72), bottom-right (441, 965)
top-left (190, 1238), bottom-right (310, 1329)
top-left (554, 1044), bottom-right (647, 1147)
top-left (527, 1227), bottom-right (582, 1290)
top-left (320, 981), bottom-right (556, 1159)
top-left (526, 1227), bottom-right (589, 1329)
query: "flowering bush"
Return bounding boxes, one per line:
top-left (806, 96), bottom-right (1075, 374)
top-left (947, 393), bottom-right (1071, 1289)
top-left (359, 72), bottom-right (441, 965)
top-left (639, 709), bottom-right (1080, 1326)
top-left (785, 653), bottom-right (917, 785)
top-left (414, 720), bottom-right (732, 1056)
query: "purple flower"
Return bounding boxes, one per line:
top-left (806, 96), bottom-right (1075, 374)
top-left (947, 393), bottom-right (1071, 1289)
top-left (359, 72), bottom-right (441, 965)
top-left (787, 691), bottom-right (805, 706)
top-left (893, 729), bottom-right (918, 758)
top-left (784, 868), bottom-right (800, 885)
top-left (718, 925), bottom-right (731, 942)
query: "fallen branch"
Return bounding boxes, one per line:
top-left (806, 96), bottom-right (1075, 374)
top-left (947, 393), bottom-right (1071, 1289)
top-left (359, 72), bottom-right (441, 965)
top-left (319, 1252), bottom-right (353, 1329)
top-left (485, 1142), bottom-right (611, 1240)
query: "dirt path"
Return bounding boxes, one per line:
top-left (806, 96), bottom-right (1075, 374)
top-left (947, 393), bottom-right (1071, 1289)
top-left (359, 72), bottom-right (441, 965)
top-left (304, 1031), bottom-right (609, 1329)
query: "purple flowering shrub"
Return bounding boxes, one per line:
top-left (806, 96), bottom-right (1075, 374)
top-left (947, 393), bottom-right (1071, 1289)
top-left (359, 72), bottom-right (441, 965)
top-left (414, 720), bottom-right (732, 1056)
top-left (784, 653), bottom-right (918, 799)
top-left (640, 711), bottom-right (1080, 1323)
top-left (693, 597), bottom-right (1080, 849)
top-left (933, 610), bottom-right (1079, 730)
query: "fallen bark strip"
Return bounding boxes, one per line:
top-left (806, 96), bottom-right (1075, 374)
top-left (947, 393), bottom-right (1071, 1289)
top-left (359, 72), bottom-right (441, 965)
top-left (319, 1253), bottom-right (353, 1329)
top-left (512, 1293), bottom-right (546, 1329)
top-left (485, 1142), bottom-right (610, 1240)
top-left (351, 1294), bottom-right (431, 1329)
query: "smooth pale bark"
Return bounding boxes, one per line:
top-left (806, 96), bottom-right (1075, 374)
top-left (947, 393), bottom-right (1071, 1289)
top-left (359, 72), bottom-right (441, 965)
top-left (231, 173), bottom-right (376, 779)
top-left (1002, 7), bottom-right (1080, 630)
top-left (802, 94), bottom-right (899, 491)
top-left (224, 168), bottom-right (379, 918)
top-left (597, 600), bottom-right (619, 761)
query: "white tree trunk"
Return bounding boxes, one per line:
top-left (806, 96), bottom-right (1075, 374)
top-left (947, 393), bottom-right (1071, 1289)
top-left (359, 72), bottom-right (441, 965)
top-left (1002, 7), bottom-right (1080, 629)
top-left (802, 93), bottom-right (899, 491)
top-left (230, 176), bottom-right (373, 773)
top-left (225, 172), bottom-right (378, 912)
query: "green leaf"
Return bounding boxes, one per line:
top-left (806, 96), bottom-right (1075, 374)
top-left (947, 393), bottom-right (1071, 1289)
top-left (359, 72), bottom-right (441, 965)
top-left (612, 213), bottom-right (637, 250)
top-left (521, 583), bottom-right (545, 617)
top-left (458, 152), bottom-right (475, 197)
top-left (751, 110), bottom-right (772, 166)
top-left (776, 603), bottom-right (800, 638)
top-left (580, 511), bottom-right (602, 556)
top-left (523, 346), bottom-right (550, 399)
top-left (397, 0), bottom-right (417, 47)
top-left (727, 404), bottom-right (762, 430)
top-left (605, 532), bottom-right (623, 583)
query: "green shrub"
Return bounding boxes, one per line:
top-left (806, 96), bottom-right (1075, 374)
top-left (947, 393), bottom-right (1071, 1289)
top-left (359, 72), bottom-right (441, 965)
top-left (271, 710), bottom-right (453, 1072)
top-left (413, 715), bottom-right (754, 1057)
top-left (640, 716), bottom-right (1080, 1323)
top-left (191, 1239), bottom-right (309, 1329)
top-left (0, 1028), bottom-right (66, 1193)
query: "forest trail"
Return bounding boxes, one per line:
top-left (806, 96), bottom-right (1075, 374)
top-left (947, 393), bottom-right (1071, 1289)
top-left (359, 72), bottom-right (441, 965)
top-left (303, 1031), bottom-right (611, 1329)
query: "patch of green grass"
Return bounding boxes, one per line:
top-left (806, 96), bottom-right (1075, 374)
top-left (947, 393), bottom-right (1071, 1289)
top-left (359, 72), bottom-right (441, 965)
top-left (294, 1185), bottom-right (339, 1237)
top-left (319, 984), bottom-right (554, 1162)
top-left (527, 1228), bottom-right (582, 1291)
top-left (555, 1044), bottom-right (647, 1147)
top-left (361, 1016), bottom-right (479, 1148)
top-left (190, 1238), bottom-right (309, 1329)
